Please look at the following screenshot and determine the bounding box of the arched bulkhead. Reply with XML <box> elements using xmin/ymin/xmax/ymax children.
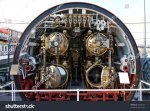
<box><xmin>13</xmin><ymin>2</ymin><xmax>141</xmax><ymax>101</ymax></box>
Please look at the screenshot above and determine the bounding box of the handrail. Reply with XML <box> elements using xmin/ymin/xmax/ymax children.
<box><xmin>0</xmin><ymin>81</ymin><xmax>15</xmax><ymax>101</ymax></box>
<box><xmin>0</xmin><ymin>80</ymin><xmax>150</xmax><ymax>101</ymax></box>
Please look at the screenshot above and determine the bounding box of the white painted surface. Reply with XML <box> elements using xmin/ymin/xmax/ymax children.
<box><xmin>118</xmin><ymin>72</ymin><xmax>130</xmax><ymax>84</ymax></box>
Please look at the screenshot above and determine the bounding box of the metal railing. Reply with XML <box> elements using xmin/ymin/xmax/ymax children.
<box><xmin>138</xmin><ymin>80</ymin><xmax>150</xmax><ymax>101</ymax></box>
<box><xmin>0</xmin><ymin>81</ymin><xmax>15</xmax><ymax>101</ymax></box>
<box><xmin>0</xmin><ymin>80</ymin><xmax>150</xmax><ymax>101</ymax></box>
